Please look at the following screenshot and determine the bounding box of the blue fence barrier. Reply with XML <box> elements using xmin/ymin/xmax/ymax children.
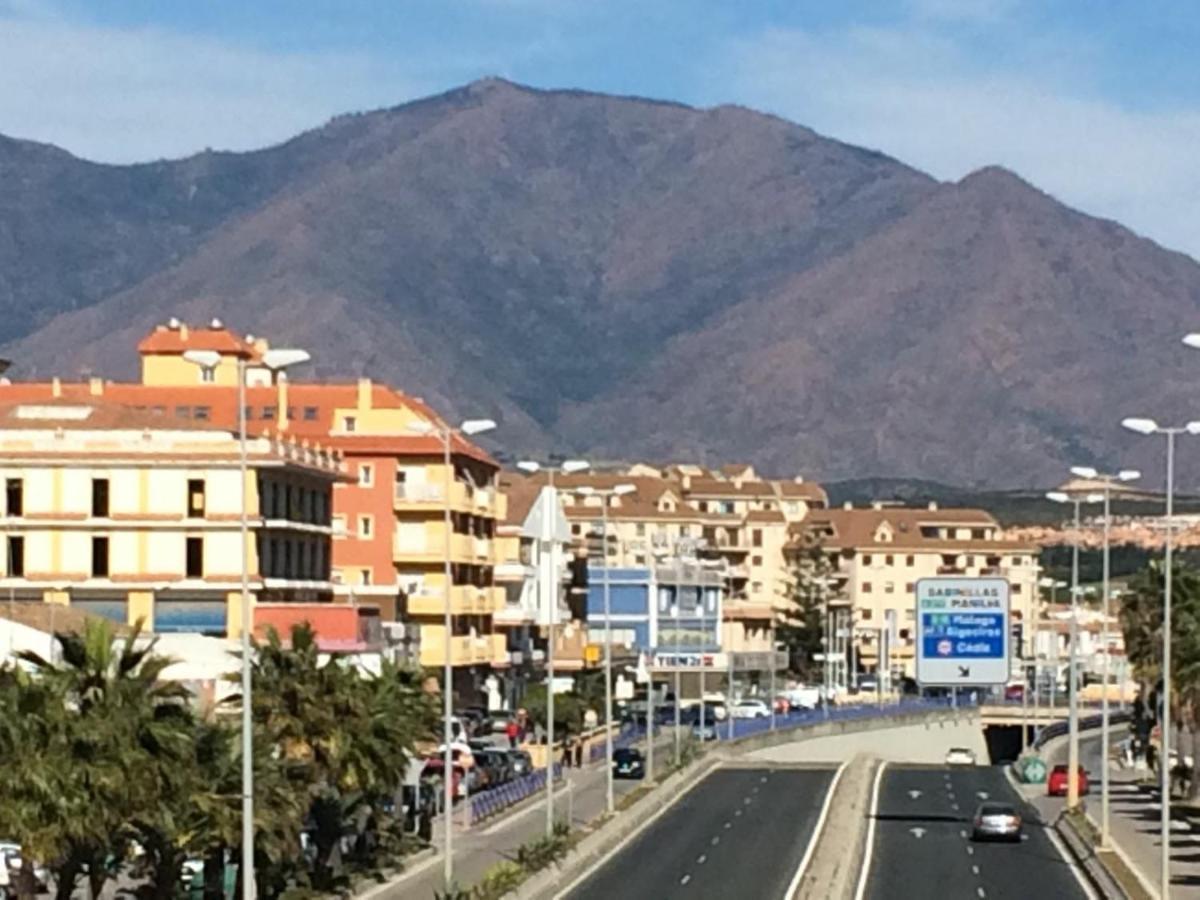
<box><xmin>468</xmin><ymin>763</ymin><xmax>564</xmax><ymax>825</ymax></box>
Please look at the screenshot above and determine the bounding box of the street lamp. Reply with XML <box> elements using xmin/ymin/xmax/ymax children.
<box><xmin>519</xmin><ymin>459</ymin><xmax>590</xmax><ymax>832</ymax></box>
<box><xmin>1046</xmin><ymin>488</ymin><xmax>1104</xmax><ymax>813</ymax></box>
<box><xmin>183</xmin><ymin>344</ymin><xmax>310</xmax><ymax>900</ymax></box>
<box><xmin>1122</xmin><ymin>415</ymin><xmax>1200</xmax><ymax>895</ymax></box>
<box><xmin>1069</xmin><ymin>465</ymin><xmax>1140</xmax><ymax>850</ymax></box>
<box><xmin>411</xmin><ymin>417</ymin><xmax>496</xmax><ymax>889</ymax></box>
<box><xmin>576</xmin><ymin>482</ymin><xmax>634</xmax><ymax>815</ymax></box>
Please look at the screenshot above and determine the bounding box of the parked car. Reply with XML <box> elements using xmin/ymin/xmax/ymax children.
<box><xmin>1047</xmin><ymin>764</ymin><xmax>1090</xmax><ymax>797</ymax></box>
<box><xmin>945</xmin><ymin>747</ymin><xmax>978</xmax><ymax>766</ymax></box>
<box><xmin>507</xmin><ymin>749</ymin><xmax>533</xmax><ymax>778</ymax></box>
<box><xmin>612</xmin><ymin>748</ymin><xmax>646</xmax><ymax>779</ymax></box>
<box><xmin>1004</xmin><ymin>684</ymin><xmax>1025</xmax><ymax>702</ymax></box>
<box><xmin>971</xmin><ymin>802</ymin><xmax>1023</xmax><ymax>842</ymax></box>
<box><xmin>0</xmin><ymin>843</ymin><xmax>50</xmax><ymax>894</ymax></box>
<box><xmin>731</xmin><ymin>699</ymin><xmax>771</xmax><ymax>719</ymax></box>
<box><xmin>474</xmin><ymin>748</ymin><xmax>514</xmax><ymax>787</ymax></box>
<box><xmin>687</xmin><ymin>708</ymin><xmax>720</xmax><ymax>741</ymax></box>
<box><xmin>786</xmin><ymin>686</ymin><xmax>822</xmax><ymax>710</ymax></box>
<box><xmin>420</xmin><ymin>758</ymin><xmax>465</xmax><ymax>801</ymax></box>
<box><xmin>857</xmin><ymin>675</ymin><xmax>879</xmax><ymax>693</ymax></box>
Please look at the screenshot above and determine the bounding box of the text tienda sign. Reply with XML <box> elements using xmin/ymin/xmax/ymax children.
<box><xmin>915</xmin><ymin>578</ymin><xmax>1010</xmax><ymax>687</ymax></box>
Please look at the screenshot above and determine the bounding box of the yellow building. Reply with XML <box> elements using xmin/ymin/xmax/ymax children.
<box><xmin>0</xmin><ymin>399</ymin><xmax>345</xmax><ymax>637</ymax></box>
<box><xmin>798</xmin><ymin>503</ymin><xmax>1040</xmax><ymax>679</ymax></box>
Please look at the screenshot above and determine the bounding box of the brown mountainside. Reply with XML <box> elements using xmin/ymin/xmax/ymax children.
<box><xmin>3</xmin><ymin>79</ymin><xmax>1199</xmax><ymax>485</ymax></box>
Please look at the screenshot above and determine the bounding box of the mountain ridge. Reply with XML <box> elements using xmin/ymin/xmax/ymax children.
<box><xmin>2</xmin><ymin>79</ymin><xmax>1197</xmax><ymax>486</ymax></box>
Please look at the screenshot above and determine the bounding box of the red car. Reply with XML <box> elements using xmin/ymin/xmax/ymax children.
<box><xmin>1004</xmin><ymin>684</ymin><xmax>1025</xmax><ymax>702</ymax></box>
<box><xmin>1047</xmin><ymin>764</ymin><xmax>1089</xmax><ymax>797</ymax></box>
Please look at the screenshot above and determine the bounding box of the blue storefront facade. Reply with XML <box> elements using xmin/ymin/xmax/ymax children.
<box><xmin>585</xmin><ymin>563</ymin><xmax>724</xmax><ymax>656</ymax></box>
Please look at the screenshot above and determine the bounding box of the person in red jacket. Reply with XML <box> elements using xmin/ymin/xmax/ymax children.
<box><xmin>505</xmin><ymin>718</ymin><xmax>520</xmax><ymax>748</ymax></box>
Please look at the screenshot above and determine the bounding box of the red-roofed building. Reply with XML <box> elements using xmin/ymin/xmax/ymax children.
<box><xmin>0</xmin><ymin>321</ymin><xmax>508</xmax><ymax>702</ymax></box>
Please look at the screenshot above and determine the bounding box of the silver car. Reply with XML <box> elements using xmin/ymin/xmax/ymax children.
<box><xmin>971</xmin><ymin>802</ymin><xmax>1022</xmax><ymax>842</ymax></box>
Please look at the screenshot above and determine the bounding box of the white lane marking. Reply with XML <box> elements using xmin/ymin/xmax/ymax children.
<box><xmin>744</xmin><ymin>797</ymin><xmax>753</xmax><ymax>805</ymax></box>
<box><xmin>977</xmin><ymin>888</ymin><xmax>986</xmax><ymax>898</ymax></box>
<box><xmin>972</xmin><ymin>865</ymin><xmax>980</xmax><ymax>875</ymax></box>
<box><xmin>966</xmin><ymin>846</ymin><xmax>975</xmax><ymax>856</ymax></box>
<box><xmin>712</xmin><ymin>836</ymin><xmax>720</xmax><ymax>845</ymax></box>
<box><xmin>735</xmin><ymin>809</ymin><xmax>743</xmax><ymax>816</ymax></box>
<box><xmin>761</xmin><ymin>776</ymin><xmax>769</xmax><ymax>783</ymax></box>
<box><xmin>908</xmin><ymin>789</ymin><xmax>923</xmax><ymax>799</ymax></box>
<box><xmin>681</xmin><ymin>874</ymin><xmax>691</xmax><ymax>885</ymax></box>
<box><xmin>910</xmin><ymin>827</ymin><xmax>927</xmax><ymax>839</ymax></box>
<box><xmin>723</xmin><ymin>822</ymin><xmax>732</xmax><ymax>829</ymax></box>
<box><xmin>697</xmin><ymin>855</ymin><xmax>707</xmax><ymax>864</ymax></box>
<box><xmin>852</xmin><ymin>761</ymin><xmax>888</xmax><ymax>900</ymax></box>
<box><xmin>960</xmin><ymin>830</ymin><xmax>967</xmax><ymax>838</ymax></box>
<box><xmin>785</xmin><ymin>760</ymin><xmax>850</xmax><ymax>899</ymax></box>
<box><xmin>551</xmin><ymin>763</ymin><xmax>717</xmax><ymax>900</ymax></box>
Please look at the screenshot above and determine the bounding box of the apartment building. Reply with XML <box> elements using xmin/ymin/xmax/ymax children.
<box><xmin>797</xmin><ymin>503</ymin><xmax>1040</xmax><ymax>679</ymax></box>
<box><xmin>0</xmin><ymin>399</ymin><xmax>344</xmax><ymax>638</ymax></box>
<box><xmin>493</xmin><ymin>475</ymin><xmax>589</xmax><ymax>706</ymax></box>
<box><xmin>0</xmin><ymin>320</ymin><xmax>508</xmax><ymax>696</ymax></box>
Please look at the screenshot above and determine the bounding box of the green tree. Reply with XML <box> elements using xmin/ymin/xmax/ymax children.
<box><xmin>777</xmin><ymin>529</ymin><xmax>840</xmax><ymax>680</ymax></box>
<box><xmin>521</xmin><ymin>683</ymin><xmax>588</xmax><ymax>736</ymax></box>
<box><xmin>1119</xmin><ymin>560</ymin><xmax>1200</xmax><ymax>799</ymax></box>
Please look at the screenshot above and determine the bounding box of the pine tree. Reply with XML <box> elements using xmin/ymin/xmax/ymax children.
<box><xmin>777</xmin><ymin>529</ymin><xmax>842</xmax><ymax>679</ymax></box>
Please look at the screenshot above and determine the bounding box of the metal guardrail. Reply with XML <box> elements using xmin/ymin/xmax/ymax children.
<box><xmin>1031</xmin><ymin>710</ymin><xmax>1132</xmax><ymax>750</ymax></box>
<box><xmin>468</xmin><ymin>763</ymin><xmax>564</xmax><ymax>825</ymax></box>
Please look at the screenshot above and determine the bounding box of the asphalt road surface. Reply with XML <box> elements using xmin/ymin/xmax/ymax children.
<box><xmin>563</xmin><ymin>767</ymin><xmax>836</xmax><ymax>900</ymax></box>
<box><xmin>863</xmin><ymin>764</ymin><xmax>1091</xmax><ymax>900</ymax></box>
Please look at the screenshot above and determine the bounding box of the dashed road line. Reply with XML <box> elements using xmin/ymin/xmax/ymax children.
<box><xmin>680</xmin><ymin>874</ymin><xmax>691</xmax><ymax>886</ymax></box>
<box><xmin>712</xmin><ymin>836</ymin><xmax>720</xmax><ymax>845</ymax></box>
<box><xmin>697</xmin><ymin>855</ymin><xmax>707</xmax><ymax>864</ymax></box>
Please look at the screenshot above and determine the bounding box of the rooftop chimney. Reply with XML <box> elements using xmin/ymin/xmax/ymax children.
<box><xmin>88</xmin><ymin>377</ymin><xmax>103</xmax><ymax>396</ymax></box>
<box><xmin>51</xmin><ymin>377</ymin><xmax>61</xmax><ymax>398</ymax></box>
<box><xmin>928</xmin><ymin>501</ymin><xmax>939</xmax><ymax>511</ymax></box>
<box><xmin>357</xmin><ymin>377</ymin><xmax>372</xmax><ymax>410</ymax></box>
<box><xmin>872</xmin><ymin>501</ymin><xmax>883</xmax><ymax>510</ymax></box>
<box><xmin>842</xmin><ymin>501</ymin><xmax>853</xmax><ymax>510</ymax></box>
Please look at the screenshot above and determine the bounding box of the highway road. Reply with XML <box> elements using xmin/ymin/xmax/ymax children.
<box><xmin>563</xmin><ymin>767</ymin><xmax>836</xmax><ymax>900</ymax></box>
<box><xmin>862</xmin><ymin>764</ymin><xmax>1092</xmax><ymax>900</ymax></box>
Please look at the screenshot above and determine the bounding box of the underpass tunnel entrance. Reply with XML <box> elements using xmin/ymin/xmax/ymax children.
<box><xmin>984</xmin><ymin>724</ymin><xmax>1026</xmax><ymax>763</ymax></box>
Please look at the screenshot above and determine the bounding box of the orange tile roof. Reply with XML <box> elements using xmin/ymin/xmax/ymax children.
<box><xmin>0</xmin><ymin>381</ymin><xmax>496</xmax><ymax>466</ymax></box>
<box><xmin>137</xmin><ymin>324</ymin><xmax>262</xmax><ymax>360</ymax></box>
<box><xmin>797</xmin><ymin>507</ymin><xmax>1036</xmax><ymax>553</ymax></box>
<box><xmin>0</xmin><ymin>398</ymin><xmax>221</xmax><ymax>432</ymax></box>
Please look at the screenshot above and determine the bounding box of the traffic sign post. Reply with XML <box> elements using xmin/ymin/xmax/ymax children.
<box><xmin>915</xmin><ymin>578</ymin><xmax>1010</xmax><ymax>688</ymax></box>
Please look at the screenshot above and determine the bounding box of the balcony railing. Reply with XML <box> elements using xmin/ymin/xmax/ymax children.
<box><xmin>394</xmin><ymin>483</ymin><xmax>444</xmax><ymax>503</ymax></box>
<box><xmin>937</xmin><ymin>566</ymin><xmax>966</xmax><ymax>575</ymax></box>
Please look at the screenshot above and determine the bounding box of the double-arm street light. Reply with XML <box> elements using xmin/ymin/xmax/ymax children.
<box><xmin>410</xmin><ymin>417</ymin><xmax>496</xmax><ymax>890</ymax></box>
<box><xmin>1069</xmin><ymin>465</ymin><xmax>1140</xmax><ymax>850</ymax></box>
<box><xmin>517</xmin><ymin>459</ymin><xmax>590</xmax><ymax>833</ymax></box>
<box><xmin>576</xmin><ymin>482</ymin><xmax>634</xmax><ymax>815</ymax></box>
<box><xmin>1122</xmin><ymin>416</ymin><xmax>1200</xmax><ymax>895</ymax></box>
<box><xmin>183</xmin><ymin>345</ymin><xmax>310</xmax><ymax>900</ymax></box>
<box><xmin>1045</xmin><ymin>488</ymin><xmax>1104</xmax><ymax>813</ymax></box>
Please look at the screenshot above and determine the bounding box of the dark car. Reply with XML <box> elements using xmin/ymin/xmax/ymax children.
<box><xmin>474</xmin><ymin>748</ymin><xmax>514</xmax><ymax>787</ymax></box>
<box><xmin>507</xmin><ymin>749</ymin><xmax>533</xmax><ymax>778</ymax></box>
<box><xmin>612</xmin><ymin>747</ymin><xmax>646</xmax><ymax>779</ymax></box>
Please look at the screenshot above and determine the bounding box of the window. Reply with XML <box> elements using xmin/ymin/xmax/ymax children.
<box><xmin>200</xmin><ymin>367</ymin><xmax>215</xmax><ymax>383</ymax></box>
<box><xmin>6</xmin><ymin>536</ymin><xmax>24</xmax><ymax>577</ymax></box>
<box><xmin>303</xmin><ymin>406</ymin><xmax>319</xmax><ymax>421</ymax></box>
<box><xmin>242</xmin><ymin>406</ymin><xmax>253</xmax><ymax>423</ymax></box>
<box><xmin>359</xmin><ymin>464</ymin><xmax>374</xmax><ymax>487</ymax></box>
<box><xmin>193</xmin><ymin>406</ymin><xmax>211</xmax><ymax>421</ymax></box>
<box><xmin>174</xmin><ymin>406</ymin><xmax>190</xmax><ymax>419</ymax></box>
<box><xmin>6</xmin><ymin>478</ymin><xmax>23</xmax><ymax>517</ymax></box>
<box><xmin>286</xmin><ymin>407</ymin><xmax>296</xmax><ymax>421</ymax></box>
<box><xmin>862</xmin><ymin>554</ymin><xmax>873</xmax><ymax>565</ymax></box>
<box><xmin>1013</xmin><ymin>584</ymin><xmax>1023</xmax><ymax>594</ymax></box>
<box><xmin>900</xmin><ymin>628</ymin><xmax>911</xmax><ymax>640</ymax></box>
<box><xmin>186</xmin><ymin>537</ymin><xmax>203</xmax><ymax>578</ymax></box>
<box><xmin>862</xmin><ymin>582</ymin><xmax>873</xmax><ymax>593</ymax></box>
<box><xmin>571</xmin><ymin>523</ymin><xmax>581</xmax><ymax>535</ymax></box>
<box><xmin>359</xmin><ymin>515</ymin><xmax>373</xmax><ymax>538</ymax></box>
<box><xmin>906</xmin><ymin>583</ymin><xmax>915</xmax><ymax>593</ymax></box>
<box><xmin>752</xmin><ymin>581</ymin><xmax>762</xmax><ymax>593</ymax></box>
<box><xmin>885</xmin><ymin>582</ymin><xmax>895</xmax><ymax>594</ymax></box>
<box><xmin>344</xmin><ymin>416</ymin><xmax>357</xmax><ymax>433</ymax></box>
<box><xmin>262</xmin><ymin>406</ymin><xmax>276</xmax><ymax>420</ymax></box>
<box><xmin>752</xmin><ymin>555</ymin><xmax>763</xmax><ymax>566</ymax></box>
<box><xmin>636</xmin><ymin>522</ymin><xmax>646</xmax><ymax>536</ymax></box>
<box><xmin>91</xmin><ymin>478</ymin><xmax>109</xmax><ymax>517</ymax></box>
<box><xmin>752</xmin><ymin>528</ymin><xmax>763</xmax><ymax>548</ymax></box>
<box><xmin>91</xmin><ymin>537</ymin><xmax>109</xmax><ymax>578</ymax></box>
<box><xmin>862</xmin><ymin>609</ymin><xmax>874</xmax><ymax>620</ymax></box>
<box><xmin>906</xmin><ymin>555</ymin><xmax>915</xmax><ymax>567</ymax></box>
<box><xmin>966</xmin><ymin>555</ymin><xmax>975</xmax><ymax>567</ymax></box>
<box><xmin>187</xmin><ymin>479</ymin><xmax>205</xmax><ymax>517</ymax></box>
<box><xmin>361</xmin><ymin>568</ymin><xmax>372</xmax><ymax>586</ymax></box>
<box><xmin>885</xmin><ymin>554</ymin><xmax>894</xmax><ymax>566</ymax></box>
<box><xmin>635</xmin><ymin>554</ymin><xmax>646</xmax><ymax>566</ymax></box>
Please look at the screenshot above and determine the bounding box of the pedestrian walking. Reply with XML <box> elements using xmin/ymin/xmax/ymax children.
<box><xmin>506</xmin><ymin>718</ymin><xmax>519</xmax><ymax>748</ymax></box>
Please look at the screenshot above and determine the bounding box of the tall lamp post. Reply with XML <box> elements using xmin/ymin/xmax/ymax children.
<box><xmin>1122</xmin><ymin>416</ymin><xmax>1200</xmax><ymax>896</ymax></box>
<box><xmin>1046</xmin><ymin>488</ymin><xmax>1104</xmax><ymax>812</ymax></box>
<box><xmin>411</xmin><ymin>417</ymin><xmax>496</xmax><ymax>889</ymax></box>
<box><xmin>1069</xmin><ymin>465</ymin><xmax>1140</xmax><ymax>850</ymax></box>
<box><xmin>183</xmin><ymin>345</ymin><xmax>310</xmax><ymax>900</ymax></box>
<box><xmin>517</xmin><ymin>460</ymin><xmax>591</xmax><ymax>834</ymax></box>
<box><xmin>575</xmin><ymin>482</ymin><xmax>634</xmax><ymax>815</ymax></box>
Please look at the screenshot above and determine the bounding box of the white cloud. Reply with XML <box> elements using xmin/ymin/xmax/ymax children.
<box><xmin>717</xmin><ymin>25</ymin><xmax>1200</xmax><ymax>260</ymax></box>
<box><xmin>0</xmin><ymin>11</ymin><xmax>432</xmax><ymax>162</ymax></box>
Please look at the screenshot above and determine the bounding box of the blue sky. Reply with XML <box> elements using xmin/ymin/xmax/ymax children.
<box><xmin>3</xmin><ymin>0</ymin><xmax>1200</xmax><ymax>257</ymax></box>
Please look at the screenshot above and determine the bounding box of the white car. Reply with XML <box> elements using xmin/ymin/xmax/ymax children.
<box><xmin>945</xmin><ymin>747</ymin><xmax>978</xmax><ymax>766</ymax></box>
<box><xmin>787</xmin><ymin>686</ymin><xmax>822</xmax><ymax>710</ymax></box>
<box><xmin>731</xmin><ymin>699</ymin><xmax>771</xmax><ymax>719</ymax></box>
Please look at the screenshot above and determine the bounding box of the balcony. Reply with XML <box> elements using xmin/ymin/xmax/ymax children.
<box><xmin>419</xmin><ymin>631</ymin><xmax>507</xmax><ymax>667</ymax></box>
<box><xmin>407</xmin><ymin>585</ymin><xmax>504</xmax><ymax>616</ymax></box>
<box><xmin>937</xmin><ymin>566</ymin><xmax>966</xmax><ymax>575</ymax></box>
<box><xmin>393</xmin><ymin>482</ymin><xmax>445</xmax><ymax>506</ymax></box>
<box><xmin>726</xmin><ymin>564</ymin><xmax>750</xmax><ymax>580</ymax></box>
<box><xmin>392</xmin><ymin>532</ymin><xmax>480</xmax><ymax>563</ymax></box>
<box><xmin>473</xmin><ymin>537</ymin><xmax>492</xmax><ymax>560</ymax></box>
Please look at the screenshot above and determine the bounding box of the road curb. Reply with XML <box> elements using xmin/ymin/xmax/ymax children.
<box><xmin>352</xmin><ymin>847</ymin><xmax>437</xmax><ymax>900</ymax></box>
<box><xmin>1054</xmin><ymin>810</ymin><xmax>1131</xmax><ymax>899</ymax></box>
